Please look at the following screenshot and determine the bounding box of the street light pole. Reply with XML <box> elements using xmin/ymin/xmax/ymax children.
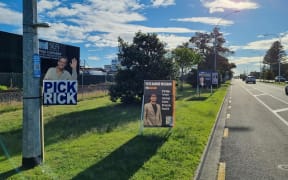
<box><xmin>213</xmin><ymin>10</ymin><xmax>240</xmax><ymax>72</ymax></box>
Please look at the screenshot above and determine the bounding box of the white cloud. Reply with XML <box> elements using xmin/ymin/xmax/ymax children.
<box><xmin>88</xmin><ymin>0</ymin><xmax>144</xmax><ymax>12</ymax></box>
<box><xmin>105</xmin><ymin>54</ymin><xmax>117</xmax><ymax>60</ymax></box>
<box><xmin>88</xmin><ymin>56</ymin><xmax>100</xmax><ymax>61</ymax></box>
<box><xmin>151</xmin><ymin>0</ymin><xmax>175</xmax><ymax>7</ymax></box>
<box><xmin>201</xmin><ymin>0</ymin><xmax>259</xmax><ymax>13</ymax></box>
<box><xmin>231</xmin><ymin>33</ymin><xmax>288</xmax><ymax>51</ymax></box>
<box><xmin>158</xmin><ymin>34</ymin><xmax>190</xmax><ymax>50</ymax></box>
<box><xmin>0</xmin><ymin>2</ymin><xmax>21</xmax><ymax>26</ymax></box>
<box><xmin>0</xmin><ymin>1</ymin><xmax>199</xmax><ymax>51</ymax></box>
<box><xmin>38</xmin><ymin>0</ymin><xmax>61</xmax><ymax>13</ymax></box>
<box><xmin>38</xmin><ymin>22</ymin><xmax>87</xmax><ymax>43</ymax></box>
<box><xmin>171</xmin><ymin>17</ymin><xmax>234</xmax><ymax>26</ymax></box>
<box><xmin>230</xmin><ymin>56</ymin><xmax>262</xmax><ymax>65</ymax></box>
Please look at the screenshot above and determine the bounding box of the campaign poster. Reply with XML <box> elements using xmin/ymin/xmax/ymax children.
<box><xmin>43</xmin><ymin>80</ymin><xmax>78</xmax><ymax>105</ymax></box>
<box><xmin>198</xmin><ymin>71</ymin><xmax>212</xmax><ymax>87</ymax></box>
<box><xmin>212</xmin><ymin>72</ymin><xmax>218</xmax><ymax>85</ymax></box>
<box><xmin>143</xmin><ymin>80</ymin><xmax>176</xmax><ymax>127</ymax></box>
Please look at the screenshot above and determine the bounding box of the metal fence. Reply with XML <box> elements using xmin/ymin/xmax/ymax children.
<box><xmin>0</xmin><ymin>84</ymin><xmax>111</xmax><ymax>104</ymax></box>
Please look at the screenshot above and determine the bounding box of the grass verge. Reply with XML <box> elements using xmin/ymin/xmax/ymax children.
<box><xmin>0</xmin><ymin>83</ymin><xmax>229</xmax><ymax>179</ymax></box>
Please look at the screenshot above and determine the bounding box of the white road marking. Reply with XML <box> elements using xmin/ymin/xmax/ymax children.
<box><xmin>226</xmin><ymin>114</ymin><xmax>231</xmax><ymax>119</ymax></box>
<box><xmin>253</xmin><ymin>87</ymin><xmax>288</xmax><ymax>105</ymax></box>
<box><xmin>240</xmin><ymin>84</ymin><xmax>288</xmax><ymax>127</ymax></box>
<box><xmin>274</xmin><ymin>107</ymin><xmax>288</xmax><ymax>113</ymax></box>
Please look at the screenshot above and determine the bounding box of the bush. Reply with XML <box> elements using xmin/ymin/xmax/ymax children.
<box><xmin>0</xmin><ymin>85</ymin><xmax>8</xmax><ymax>91</ymax></box>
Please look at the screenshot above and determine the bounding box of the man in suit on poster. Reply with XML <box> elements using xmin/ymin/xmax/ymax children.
<box><xmin>144</xmin><ymin>93</ymin><xmax>162</xmax><ymax>126</ymax></box>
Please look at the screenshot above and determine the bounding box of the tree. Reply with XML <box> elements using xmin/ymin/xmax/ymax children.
<box><xmin>264</xmin><ymin>41</ymin><xmax>286</xmax><ymax>76</ymax></box>
<box><xmin>172</xmin><ymin>45</ymin><xmax>203</xmax><ymax>90</ymax></box>
<box><xmin>189</xmin><ymin>27</ymin><xmax>236</xmax><ymax>79</ymax></box>
<box><xmin>109</xmin><ymin>32</ymin><xmax>175</xmax><ymax>103</ymax></box>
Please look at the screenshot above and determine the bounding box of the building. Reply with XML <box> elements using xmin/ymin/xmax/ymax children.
<box><xmin>0</xmin><ymin>31</ymin><xmax>80</xmax><ymax>87</ymax></box>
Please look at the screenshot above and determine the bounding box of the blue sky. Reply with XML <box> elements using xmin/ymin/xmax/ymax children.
<box><xmin>1</xmin><ymin>0</ymin><xmax>288</xmax><ymax>75</ymax></box>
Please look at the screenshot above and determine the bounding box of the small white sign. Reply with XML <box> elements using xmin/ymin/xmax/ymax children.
<box><xmin>43</xmin><ymin>80</ymin><xmax>78</xmax><ymax>105</ymax></box>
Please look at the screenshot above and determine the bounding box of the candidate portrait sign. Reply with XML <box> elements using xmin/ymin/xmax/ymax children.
<box><xmin>143</xmin><ymin>80</ymin><xmax>176</xmax><ymax>127</ymax></box>
<box><xmin>198</xmin><ymin>71</ymin><xmax>212</xmax><ymax>87</ymax></box>
<box><xmin>43</xmin><ymin>80</ymin><xmax>78</xmax><ymax>105</ymax></box>
<box><xmin>212</xmin><ymin>72</ymin><xmax>218</xmax><ymax>85</ymax></box>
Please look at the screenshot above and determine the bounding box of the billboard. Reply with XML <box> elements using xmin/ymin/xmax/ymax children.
<box><xmin>199</xmin><ymin>71</ymin><xmax>212</xmax><ymax>87</ymax></box>
<box><xmin>143</xmin><ymin>80</ymin><xmax>176</xmax><ymax>127</ymax></box>
<box><xmin>0</xmin><ymin>31</ymin><xmax>80</xmax><ymax>76</ymax></box>
<box><xmin>43</xmin><ymin>80</ymin><xmax>78</xmax><ymax>105</ymax></box>
<box><xmin>212</xmin><ymin>72</ymin><xmax>218</xmax><ymax>85</ymax></box>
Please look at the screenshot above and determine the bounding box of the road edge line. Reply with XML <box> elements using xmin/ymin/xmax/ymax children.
<box><xmin>217</xmin><ymin>162</ymin><xmax>226</xmax><ymax>180</ymax></box>
<box><xmin>193</xmin><ymin>85</ymin><xmax>231</xmax><ymax>180</ymax></box>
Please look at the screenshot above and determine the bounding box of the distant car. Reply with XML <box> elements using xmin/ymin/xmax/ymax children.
<box><xmin>275</xmin><ymin>76</ymin><xmax>286</xmax><ymax>82</ymax></box>
<box><xmin>246</xmin><ymin>76</ymin><xmax>256</xmax><ymax>84</ymax></box>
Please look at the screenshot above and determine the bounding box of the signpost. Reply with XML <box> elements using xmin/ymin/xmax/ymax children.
<box><xmin>43</xmin><ymin>80</ymin><xmax>78</xmax><ymax>105</ymax></box>
<box><xmin>198</xmin><ymin>71</ymin><xmax>218</xmax><ymax>94</ymax></box>
<box><xmin>141</xmin><ymin>80</ymin><xmax>176</xmax><ymax>130</ymax></box>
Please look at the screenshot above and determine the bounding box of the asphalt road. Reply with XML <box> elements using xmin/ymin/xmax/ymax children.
<box><xmin>196</xmin><ymin>79</ymin><xmax>288</xmax><ymax>180</ymax></box>
<box><xmin>220</xmin><ymin>79</ymin><xmax>288</xmax><ymax>180</ymax></box>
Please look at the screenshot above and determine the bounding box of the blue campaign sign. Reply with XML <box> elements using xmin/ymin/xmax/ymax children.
<box><xmin>198</xmin><ymin>71</ymin><xmax>212</xmax><ymax>87</ymax></box>
<box><xmin>212</xmin><ymin>72</ymin><xmax>218</xmax><ymax>85</ymax></box>
<box><xmin>43</xmin><ymin>80</ymin><xmax>78</xmax><ymax>105</ymax></box>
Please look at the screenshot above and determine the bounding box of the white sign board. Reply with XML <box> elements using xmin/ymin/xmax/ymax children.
<box><xmin>43</xmin><ymin>80</ymin><xmax>78</xmax><ymax>105</ymax></box>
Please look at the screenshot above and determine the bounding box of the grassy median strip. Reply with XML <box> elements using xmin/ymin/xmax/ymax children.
<box><xmin>0</xmin><ymin>83</ymin><xmax>229</xmax><ymax>179</ymax></box>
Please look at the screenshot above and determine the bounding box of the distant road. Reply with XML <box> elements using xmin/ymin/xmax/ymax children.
<box><xmin>220</xmin><ymin>79</ymin><xmax>288</xmax><ymax>179</ymax></box>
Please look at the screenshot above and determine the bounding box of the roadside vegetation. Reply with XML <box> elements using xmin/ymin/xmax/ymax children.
<box><xmin>0</xmin><ymin>85</ymin><xmax>8</xmax><ymax>91</ymax></box>
<box><xmin>0</xmin><ymin>83</ymin><xmax>229</xmax><ymax>179</ymax></box>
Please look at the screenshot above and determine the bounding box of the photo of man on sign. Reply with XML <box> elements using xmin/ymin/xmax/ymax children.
<box><xmin>142</xmin><ymin>80</ymin><xmax>175</xmax><ymax>127</ymax></box>
<box><xmin>144</xmin><ymin>93</ymin><xmax>162</xmax><ymax>126</ymax></box>
<box><xmin>43</xmin><ymin>57</ymin><xmax>78</xmax><ymax>80</ymax></box>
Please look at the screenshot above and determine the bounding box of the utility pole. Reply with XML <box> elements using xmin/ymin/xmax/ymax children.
<box><xmin>22</xmin><ymin>0</ymin><xmax>48</xmax><ymax>168</ymax></box>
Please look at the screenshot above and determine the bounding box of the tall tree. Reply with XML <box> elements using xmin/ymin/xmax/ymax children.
<box><xmin>172</xmin><ymin>45</ymin><xmax>203</xmax><ymax>90</ymax></box>
<box><xmin>264</xmin><ymin>41</ymin><xmax>286</xmax><ymax>75</ymax></box>
<box><xmin>109</xmin><ymin>32</ymin><xmax>175</xmax><ymax>103</ymax></box>
<box><xmin>189</xmin><ymin>27</ymin><xmax>236</xmax><ymax>78</ymax></box>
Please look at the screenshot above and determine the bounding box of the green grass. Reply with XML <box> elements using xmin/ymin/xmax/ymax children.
<box><xmin>0</xmin><ymin>83</ymin><xmax>229</xmax><ymax>179</ymax></box>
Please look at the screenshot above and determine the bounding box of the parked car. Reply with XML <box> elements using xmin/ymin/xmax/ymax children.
<box><xmin>245</xmin><ymin>75</ymin><xmax>256</xmax><ymax>84</ymax></box>
<box><xmin>275</xmin><ymin>76</ymin><xmax>286</xmax><ymax>82</ymax></box>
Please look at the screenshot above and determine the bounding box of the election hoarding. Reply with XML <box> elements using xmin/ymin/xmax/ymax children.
<box><xmin>199</xmin><ymin>71</ymin><xmax>212</xmax><ymax>87</ymax></box>
<box><xmin>143</xmin><ymin>80</ymin><xmax>176</xmax><ymax>127</ymax></box>
<box><xmin>43</xmin><ymin>80</ymin><xmax>78</xmax><ymax>105</ymax></box>
<box><xmin>212</xmin><ymin>72</ymin><xmax>218</xmax><ymax>85</ymax></box>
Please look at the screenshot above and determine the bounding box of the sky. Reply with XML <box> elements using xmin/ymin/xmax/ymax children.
<box><xmin>1</xmin><ymin>0</ymin><xmax>288</xmax><ymax>75</ymax></box>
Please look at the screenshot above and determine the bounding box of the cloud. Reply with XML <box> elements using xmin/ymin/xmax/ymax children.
<box><xmin>230</xmin><ymin>33</ymin><xmax>288</xmax><ymax>51</ymax></box>
<box><xmin>171</xmin><ymin>17</ymin><xmax>234</xmax><ymax>26</ymax></box>
<box><xmin>88</xmin><ymin>0</ymin><xmax>144</xmax><ymax>12</ymax></box>
<box><xmin>157</xmin><ymin>34</ymin><xmax>190</xmax><ymax>50</ymax></box>
<box><xmin>0</xmin><ymin>2</ymin><xmax>21</xmax><ymax>26</ymax></box>
<box><xmin>38</xmin><ymin>0</ymin><xmax>61</xmax><ymax>13</ymax></box>
<box><xmin>151</xmin><ymin>0</ymin><xmax>175</xmax><ymax>7</ymax></box>
<box><xmin>36</xmin><ymin>0</ymin><xmax>171</xmax><ymax>47</ymax></box>
<box><xmin>201</xmin><ymin>0</ymin><xmax>259</xmax><ymax>13</ymax></box>
<box><xmin>0</xmin><ymin>1</ymin><xmax>198</xmax><ymax>52</ymax></box>
<box><xmin>105</xmin><ymin>54</ymin><xmax>117</xmax><ymax>60</ymax></box>
<box><xmin>88</xmin><ymin>56</ymin><xmax>100</xmax><ymax>61</ymax></box>
<box><xmin>230</xmin><ymin>56</ymin><xmax>262</xmax><ymax>65</ymax></box>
